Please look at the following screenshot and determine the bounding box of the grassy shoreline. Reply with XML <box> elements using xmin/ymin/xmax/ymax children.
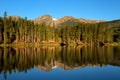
<box><xmin>0</xmin><ymin>43</ymin><xmax>60</xmax><ymax>47</ymax></box>
<box><xmin>0</xmin><ymin>42</ymin><xmax>120</xmax><ymax>47</ymax></box>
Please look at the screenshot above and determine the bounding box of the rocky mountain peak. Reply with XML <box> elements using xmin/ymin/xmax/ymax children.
<box><xmin>34</xmin><ymin>15</ymin><xmax>53</xmax><ymax>25</ymax></box>
<box><xmin>34</xmin><ymin>15</ymin><xmax>106</xmax><ymax>27</ymax></box>
<box><xmin>9</xmin><ymin>16</ymin><xmax>20</xmax><ymax>21</ymax></box>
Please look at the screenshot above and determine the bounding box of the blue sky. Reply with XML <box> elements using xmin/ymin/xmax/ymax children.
<box><xmin>0</xmin><ymin>0</ymin><xmax>120</xmax><ymax>21</ymax></box>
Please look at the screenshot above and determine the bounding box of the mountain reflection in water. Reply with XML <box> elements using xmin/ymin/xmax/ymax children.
<box><xmin>0</xmin><ymin>46</ymin><xmax>120</xmax><ymax>73</ymax></box>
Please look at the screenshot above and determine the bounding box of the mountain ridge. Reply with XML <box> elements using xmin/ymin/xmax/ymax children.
<box><xmin>33</xmin><ymin>15</ymin><xmax>106</xmax><ymax>27</ymax></box>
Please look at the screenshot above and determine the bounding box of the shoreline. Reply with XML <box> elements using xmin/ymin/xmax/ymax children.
<box><xmin>0</xmin><ymin>42</ymin><xmax>120</xmax><ymax>47</ymax></box>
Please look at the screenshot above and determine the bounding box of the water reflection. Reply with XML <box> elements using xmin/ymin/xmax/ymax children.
<box><xmin>0</xmin><ymin>46</ymin><xmax>120</xmax><ymax>74</ymax></box>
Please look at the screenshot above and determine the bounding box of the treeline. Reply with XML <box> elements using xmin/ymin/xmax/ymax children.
<box><xmin>0</xmin><ymin>12</ymin><xmax>119</xmax><ymax>45</ymax></box>
<box><xmin>0</xmin><ymin>46</ymin><xmax>118</xmax><ymax>73</ymax></box>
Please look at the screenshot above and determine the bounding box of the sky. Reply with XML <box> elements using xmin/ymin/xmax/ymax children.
<box><xmin>0</xmin><ymin>0</ymin><xmax>120</xmax><ymax>21</ymax></box>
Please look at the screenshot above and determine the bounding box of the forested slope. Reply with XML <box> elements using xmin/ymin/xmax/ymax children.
<box><xmin>0</xmin><ymin>12</ymin><xmax>120</xmax><ymax>46</ymax></box>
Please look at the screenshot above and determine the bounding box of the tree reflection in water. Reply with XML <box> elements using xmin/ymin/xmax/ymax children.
<box><xmin>0</xmin><ymin>46</ymin><xmax>120</xmax><ymax>79</ymax></box>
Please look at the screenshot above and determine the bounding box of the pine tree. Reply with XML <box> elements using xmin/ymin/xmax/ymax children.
<box><xmin>3</xmin><ymin>11</ymin><xmax>8</xmax><ymax>44</ymax></box>
<box><xmin>0</xmin><ymin>17</ymin><xmax>3</xmax><ymax>43</ymax></box>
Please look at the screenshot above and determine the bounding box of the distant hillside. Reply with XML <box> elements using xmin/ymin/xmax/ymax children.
<box><xmin>34</xmin><ymin>15</ymin><xmax>105</xmax><ymax>27</ymax></box>
<box><xmin>108</xmin><ymin>19</ymin><xmax>120</xmax><ymax>28</ymax></box>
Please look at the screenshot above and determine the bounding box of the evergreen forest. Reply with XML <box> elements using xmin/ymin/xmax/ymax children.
<box><xmin>0</xmin><ymin>12</ymin><xmax>120</xmax><ymax>46</ymax></box>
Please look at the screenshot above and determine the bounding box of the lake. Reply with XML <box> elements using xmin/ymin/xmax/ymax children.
<box><xmin>0</xmin><ymin>46</ymin><xmax>120</xmax><ymax>80</ymax></box>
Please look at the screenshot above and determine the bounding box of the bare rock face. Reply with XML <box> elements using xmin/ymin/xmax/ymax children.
<box><xmin>77</xmin><ymin>18</ymin><xmax>105</xmax><ymax>23</ymax></box>
<box><xmin>34</xmin><ymin>15</ymin><xmax>106</xmax><ymax>27</ymax></box>
<box><xmin>34</xmin><ymin>15</ymin><xmax>53</xmax><ymax>26</ymax></box>
<box><xmin>9</xmin><ymin>16</ymin><xmax>20</xmax><ymax>21</ymax></box>
<box><xmin>54</xmin><ymin>16</ymin><xmax>78</xmax><ymax>27</ymax></box>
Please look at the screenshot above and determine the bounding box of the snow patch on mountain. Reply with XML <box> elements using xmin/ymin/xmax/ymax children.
<box><xmin>53</xmin><ymin>18</ymin><xmax>57</xmax><ymax>21</ymax></box>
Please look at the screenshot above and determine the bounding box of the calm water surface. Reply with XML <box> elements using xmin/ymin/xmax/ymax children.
<box><xmin>0</xmin><ymin>46</ymin><xmax>120</xmax><ymax>80</ymax></box>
